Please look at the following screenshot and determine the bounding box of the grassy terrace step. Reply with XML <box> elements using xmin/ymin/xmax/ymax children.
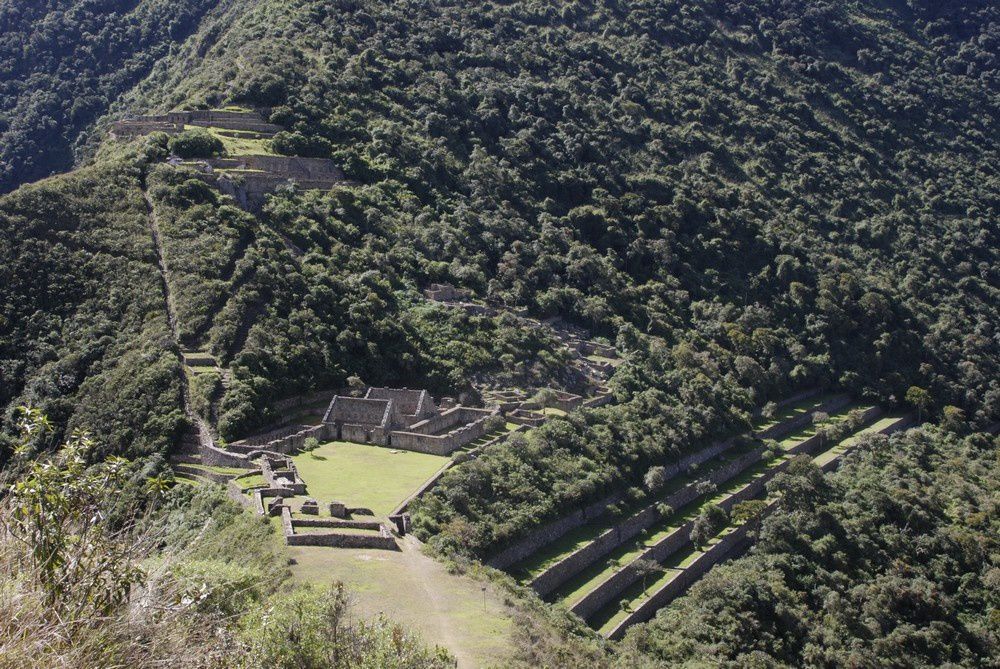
<box><xmin>510</xmin><ymin>441</ymin><xmax>761</xmax><ymax>580</ymax></box>
<box><xmin>553</xmin><ymin>403</ymin><xmax>874</xmax><ymax>613</ymax></box>
<box><xmin>813</xmin><ymin>413</ymin><xmax>908</xmax><ymax>468</ymax></box>
<box><xmin>750</xmin><ymin>392</ymin><xmax>840</xmax><ymax>435</ymax></box>
<box><xmin>593</xmin><ymin>410</ymin><xmax>898</xmax><ymax>637</ymax></box>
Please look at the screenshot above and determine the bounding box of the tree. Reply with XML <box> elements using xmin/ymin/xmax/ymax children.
<box><xmin>168</xmin><ymin>129</ymin><xmax>224</xmax><ymax>158</ymax></box>
<box><xmin>905</xmin><ymin>386</ymin><xmax>932</xmax><ymax>422</ymax></box>
<box><xmin>731</xmin><ymin>499</ymin><xmax>768</xmax><ymax>532</ymax></box>
<box><xmin>644</xmin><ymin>466</ymin><xmax>668</xmax><ymax>492</ymax></box>
<box><xmin>690</xmin><ymin>504</ymin><xmax>728</xmax><ymax>549</ymax></box>
<box><xmin>812</xmin><ymin>410</ymin><xmax>831</xmax><ymax>447</ymax></box>
<box><xmin>941</xmin><ymin>405</ymin><xmax>965</xmax><ymax>433</ymax></box>
<box><xmin>4</xmin><ymin>407</ymin><xmax>149</xmax><ymax>614</ymax></box>
<box><xmin>632</xmin><ymin>558</ymin><xmax>663</xmax><ymax>593</ymax></box>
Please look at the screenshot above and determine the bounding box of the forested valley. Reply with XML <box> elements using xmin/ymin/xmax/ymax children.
<box><xmin>0</xmin><ymin>0</ymin><xmax>996</xmax><ymax>666</ymax></box>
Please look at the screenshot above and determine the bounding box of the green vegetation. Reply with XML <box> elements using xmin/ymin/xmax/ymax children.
<box><xmin>168</xmin><ymin>128</ymin><xmax>224</xmax><ymax>158</ymax></box>
<box><xmin>291</xmin><ymin>441</ymin><xmax>450</xmax><ymax>517</ymax></box>
<box><xmin>1</xmin><ymin>410</ymin><xmax>451</xmax><ymax>668</ymax></box>
<box><xmin>1</xmin><ymin>1</ymin><xmax>999</xmax><ymax>665</ymax></box>
<box><xmin>614</xmin><ymin>427</ymin><xmax>999</xmax><ymax>666</ymax></box>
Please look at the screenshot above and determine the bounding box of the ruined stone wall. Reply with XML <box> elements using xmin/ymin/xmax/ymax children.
<box><xmin>582</xmin><ymin>393</ymin><xmax>615</xmax><ymax>409</ymax></box>
<box><xmin>340</xmin><ymin>423</ymin><xmax>373</xmax><ymax>443</ymax></box>
<box><xmin>201</xmin><ymin>442</ymin><xmax>253</xmax><ymax>468</ymax></box>
<box><xmin>407</xmin><ymin>406</ymin><xmax>492</xmax><ymax>436</ymax></box>
<box><xmin>389</xmin><ymin>407</ymin><xmax>495</xmax><ymax>455</ymax></box>
<box><xmin>324</xmin><ymin>397</ymin><xmax>390</xmax><ymax>426</ymax></box>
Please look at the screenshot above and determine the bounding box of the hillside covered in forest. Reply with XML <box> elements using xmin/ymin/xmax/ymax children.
<box><xmin>0</xmin><ymin>0</ymin><xmax>997</xmax><ymax>666</ymax></box>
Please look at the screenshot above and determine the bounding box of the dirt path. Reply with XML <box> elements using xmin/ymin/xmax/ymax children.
<box><xmin>142</xmin><ymin>187</ymin><xmax>216</xmax><ymax>449</ymax></box>
<box><xmin>287</xmin><ymin>539</ymin><xmax>515</xmax><ymax>667</ymax></box>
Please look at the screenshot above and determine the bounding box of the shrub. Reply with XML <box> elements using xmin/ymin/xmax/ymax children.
<box><xmin>168</xmin><ymin>129</ymin><xmax>225</xmax><ymax>158</ymax></box>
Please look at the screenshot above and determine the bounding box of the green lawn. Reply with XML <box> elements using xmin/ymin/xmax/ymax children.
<box><xmin>287</xmin><ymin>540</ymin><xmax>515</xmax><ymax>667</ymax></box>
<box><xmin>291</xmin><ymin>441</ymin><xmax>449</xmax><ymax>517</ymax></box>
<box><xmin>185</xmin><ymin>124</ymin><xmax>277</xmax><ymax>156</ymax></box>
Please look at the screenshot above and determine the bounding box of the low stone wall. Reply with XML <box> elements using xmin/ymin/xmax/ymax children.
<box><xmin>583</xmin><ymin>393</ymin><xmax>615</xmax><ymax>409</ymax></box>
<box><xmin>201</xmin><ymin>442</ymin><xmax>254</xmax><ymax>468</ymax></box>
<box><xmin>533</xmin><ymin>447</ymin><xmax>764</xmax><ymax>598</ymax></box>
<box><xmin>230</xmin><ymin>423</ymin><xmax>331</xmax><ymax>455</ymax></box>
<box><xmin>292</xmin><ymin>518</ymin><xmax>382</xmax><ymax>531</ymax></box>
<box><xmin>488</xmin><ymin>491</ymin><xmax>624</xmax><ymax>570</ymax></box>
<box><xmin>285</xmin><ymin>532</ymin><xmax>399</xmax><ymax>550</ymax></box>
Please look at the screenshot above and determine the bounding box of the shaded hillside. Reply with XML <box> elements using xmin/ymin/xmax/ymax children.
<box><xmin>1</xmin><ymin>0</ymin><xmax>997</xmax><ymax>526</ymax></box>
<box><xmin>0</xmin><ymin>0</ymin><xmax>223</xmax><ymax>193</ymax></box>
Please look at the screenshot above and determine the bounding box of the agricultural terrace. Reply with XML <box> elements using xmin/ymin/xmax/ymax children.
<box><xmin>591</xmin><ymin>404</ymin><xmax>892</xmax><ymax>636</ymax></box>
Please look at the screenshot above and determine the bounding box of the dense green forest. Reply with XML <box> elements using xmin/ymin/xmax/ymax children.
<box><xmin>0</xmin><ymin>0</ymin><xmax>222</xmax><ymax>193</ymax></box>
<box><xmin>0</xmin><ymin>0</ymin><xmax>998</xmax><ymax>664</ymax></box>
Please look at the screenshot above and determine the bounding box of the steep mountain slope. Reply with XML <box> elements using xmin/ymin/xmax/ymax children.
<box><xmin>0</xmin><ymin>0</ymin><xmax>232</xmax><ymax>193</ymax></box>
<box><xmin>1</xmin><ymin>0</ymin><xmax>997</xmax><ymax>531</ymax></box>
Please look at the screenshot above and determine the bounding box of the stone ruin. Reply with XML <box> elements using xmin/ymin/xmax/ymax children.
<box><xmin>110</xmin><ymin>109</ymin><xmax>281</xmax><ymax>138</ymax></box>
<box><xmin>181</xmin><ymin>155</ymin><xmax>347</xmax><ymax>209</ymax></box>
<box><xmin>423</xmin><ymin>283</ymin><xmax>471</xmax><ymax>302</ymax></box>
<box><xmin>231</xmin><ymin>453</ymin><xmax>399</xmax><ymax>551</ymax></box>
<box><xmin>322</xmin><ymin>387</ymin><xmax>498</xmax><ymax>456</ymax></box>
<box><xmin>109</xmin><ymin>108</ymin><xmax>348</xmax><ymax>209</ymax></box>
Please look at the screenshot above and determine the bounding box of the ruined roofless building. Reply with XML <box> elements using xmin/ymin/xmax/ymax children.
<box><xmin>322</xmin><ymin>387</ymin><xmax>497</xmax><ymax>456</ymax></box>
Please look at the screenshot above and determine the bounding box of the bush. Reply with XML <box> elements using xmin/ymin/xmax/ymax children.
<box><xmin>168</xmin><ymin>129</ymin><xmax>225</xmax><ymax>158</ymax></box>
<box><xmin>270</xmin><ymin>131</ymin><xmax>333</xmax><ymax>158</ymax></box>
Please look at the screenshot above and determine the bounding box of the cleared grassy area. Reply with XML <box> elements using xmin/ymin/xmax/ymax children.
<box><xmin>291</xmin><ymin>441</ymin><xmax>449</xmax><ymax>517</ymax></box>
<box><xmin>288</xmin><ymin>540</ymin><xmax>515</xmax><ymax>668</ymax></box>
<box><xmin>751</xmin><ymin>392</ymin><xmax>839</xmax><ymax>434</ymax></box>
<box><xmin>512</xmin><ymin>442</ymin><xmax>760</xmax><ymax>579</ymax></box>
<box><xmin>552</xmin><ymin>404</ymin><xmax>869</xmax><ymax>608</ymax></box>
<box><xmin>541</xmin><ymin>406</ymin><xmax>568</xmax><ymax>416</ymax></box>
<box><xmin>236</xmin><ymin>473</ymin><xmax>266</xmax><ymax>488</ymax></box>
<box><xmin>184</xmin><ymin>124</ymin><xmax>277</xmax><ymax>156</ymax></box>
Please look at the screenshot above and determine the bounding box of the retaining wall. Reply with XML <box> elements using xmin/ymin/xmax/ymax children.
<box><xmin>533</xmin><ymin>447</ymin><xmax>764</xmax><ymax>598</ymax></box>
<box><xmin>607</xmin><ymin>520</ymin><xmax>758</xmax><ymax>639</ymax></box>
<box><xmin>489</xmin><ymin>435</ymin><xmax>742</xmax><ymax>571</ymax></box>
<box><xmin>755</xmin><ymin>393</ymin><xmax>851</xmax><ymax>441</ymax></box>
<box><xmin>285</xmin><ymin>532</ymin><xmax>400</xmax><ymax>549</ymax></box>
